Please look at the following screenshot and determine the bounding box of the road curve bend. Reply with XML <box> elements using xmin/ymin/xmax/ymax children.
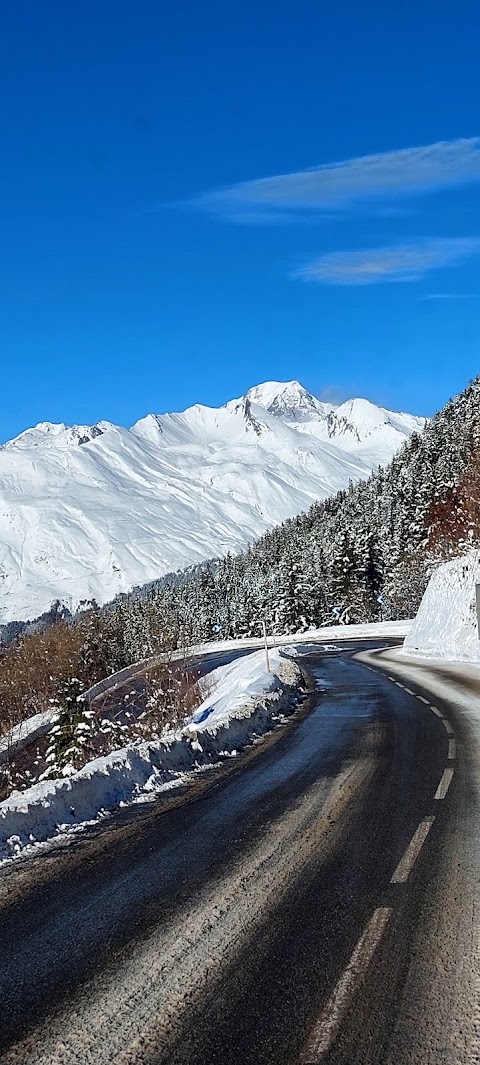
<box><xmin>0</xmin><ymin>640</ymin><xmax>477</xmax><ymax>1065</ymax></box>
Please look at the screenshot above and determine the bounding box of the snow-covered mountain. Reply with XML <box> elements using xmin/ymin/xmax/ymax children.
<box><xmin>0</xmin><ymin>381</ymin><xmax>425</xmax><ymax>622</ymax></box>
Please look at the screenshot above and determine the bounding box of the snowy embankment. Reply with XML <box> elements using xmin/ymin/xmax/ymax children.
<box><xmin>0</xmin><ymin>648</ymin><xmax>305</xmax><ymax>861</ymax></box>
<box><xmin>0</xmin><ymin>619</ymin><xmax>412</xmax><ymax>767</ymax></box>
<box><xmin>403</xmin><ymin>552</ymin><xmax>480</xmax><ymax>663</ymax></box>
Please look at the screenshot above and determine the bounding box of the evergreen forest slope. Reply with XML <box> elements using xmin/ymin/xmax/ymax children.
<box><xmin>106</xmin><ymin>375</ymin><xmax>480</xmax><ymax>653</ymax></box>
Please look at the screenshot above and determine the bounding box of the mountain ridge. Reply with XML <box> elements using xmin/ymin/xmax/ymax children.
<box><xmin>0</xmin><ymin>381</ymin><xmax>425</xmax><ymax>623</ymax></box>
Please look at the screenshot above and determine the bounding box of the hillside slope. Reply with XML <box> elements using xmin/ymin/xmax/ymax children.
<box><xmin>131</xmin><ymin>375</ymin><xmax>477</xmax><ymax>645</ymax></box>
<box><xmin>0</xmin><ymin>381</ymin><xmax>424</xmax><ymax>622</ymax></box>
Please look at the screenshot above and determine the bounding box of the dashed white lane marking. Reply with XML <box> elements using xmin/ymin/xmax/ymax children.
<box><xmin>435</xmin><ymin>767</ymin><xmax>454</xmax><ymax>800</ymax></box>
<box><xmin>312</xmin><ymin>660</ymin><xmax>456</xmax><ymax>1058</ymax></box>
<box><xmin>390</xmin><ymin>817</ymin><xmax>435</xmax><ymax>884</ymax></box>
<box><xmin>300</xmin><ymin>907</ymin><xmax>392</xmax><ymax>1062</ymax></box>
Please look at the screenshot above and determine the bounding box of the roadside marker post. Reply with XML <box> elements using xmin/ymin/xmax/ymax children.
<box><xmin>262</xmin><ymin>619</ymin><xmax>271</xmax><ymax>673</ymax></box>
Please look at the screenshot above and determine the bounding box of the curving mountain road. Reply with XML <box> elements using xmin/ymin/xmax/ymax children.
<box><xmin>0</xmin><ymin>640</ymin><xmax>477</xmax><ymax>1064</ymax></box>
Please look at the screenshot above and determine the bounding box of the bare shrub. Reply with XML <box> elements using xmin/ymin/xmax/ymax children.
<box><xmin>136</xmin><ymin>660</ymin><xmax>205</xmax><ymax>741</ymax></box>
<box><xmin>0</xmin><ymin>622</ymin><xmax>85</xmax><ymax>739</ymax></box>
<box><xmin>0</xmin><ymin>607</ymin><xmax>202</xmax><ymax>797</ymax></box>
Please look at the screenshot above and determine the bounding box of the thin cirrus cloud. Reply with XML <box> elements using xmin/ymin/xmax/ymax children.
<box><xmin>194</xmin><ymin>138</ymin><xmax>480</xmax><ymax>223</ymax></box>
<box><xmin>293</xmin><ymin>238</ymin><xmax>480</xmax><ymax>286</ymax></box>
<box><xmin>419</xmin><ymin>292</ymin><xmax>480</xmax><ymax>300</ymax></box>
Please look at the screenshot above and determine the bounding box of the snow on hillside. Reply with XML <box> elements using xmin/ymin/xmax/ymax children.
<box><xmin>244</xmin><ymin>380</ymin><xmax>333</xmax><ymax>420</ymax></box>
<box><xmin>251</xmin><ymin>385</ymin><xmax>425</xmax><ymax>467</ymax></box>
<box><xmin>0</xmin><ymin>381</ymin><xmax>425</xmax><ymax>623</ymax></box>
<box><xmin>403</xmin><ymin>552</ymin><xmax>480</xmax><ymax>663</ymax></box>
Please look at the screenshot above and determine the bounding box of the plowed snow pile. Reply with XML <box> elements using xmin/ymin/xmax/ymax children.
<box><xmin>403</xmin><ymin>552</ymin><xmax>480</xmax><ymax>662</ymax></box>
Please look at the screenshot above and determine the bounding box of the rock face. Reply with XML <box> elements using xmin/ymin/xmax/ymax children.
<box><xmin>0</xmin><ymin>381</ymin><xmax>425</xmax><ymax>622</ymax></box>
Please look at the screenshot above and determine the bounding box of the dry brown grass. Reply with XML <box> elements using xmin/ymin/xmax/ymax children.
<box><xmin>135</xmin><ymin>660</ymin><xmax>206</xmax><ymax>740</ymax></box>
<box><xmin>0</xmin><ymin>622</ymin><xmax>85</xmax><ymax>739</ymax></box>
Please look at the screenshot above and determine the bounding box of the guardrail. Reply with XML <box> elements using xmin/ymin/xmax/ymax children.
<box><xmin>2</xmin><ymin>622</ymin><xmax>411</xmax><ymax>766</ymax></box>
<box><xmin>84</xmin><ymin>654</ymin><xmax>162</xmax><ymax>703</ymax></box>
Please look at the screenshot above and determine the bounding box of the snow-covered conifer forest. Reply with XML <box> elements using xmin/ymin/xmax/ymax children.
<box><xmin>97</xmin><ymin>374</ymin><xmax>480</xmax><ymax>655</ymax></box>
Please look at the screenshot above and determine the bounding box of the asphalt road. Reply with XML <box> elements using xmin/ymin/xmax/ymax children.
<box><xmin>0</xmin><ymin>640</ymin><xmax>476</xmax><ymax>1064</ymax></box>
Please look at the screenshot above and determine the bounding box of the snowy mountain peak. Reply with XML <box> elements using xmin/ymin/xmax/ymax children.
<box><xmin>237</xmin><ymin>381</ymin><xmax>425</xmax><ymax>454</ymax></box>
<box><xmin>244</xmin><ymin>380</ymin><xmax>327</xmax><ymax>420</ymax></box>
<box><xmin>328</xmin><ymin>398</ymin><xmax>426</xmax><ymax>444</ymax></box>
<box><xmin>228</xmin><ymin>396</ymin><xmax>268</xmax><ymax>435</ymax></box>
<box><xmin>4</xmin><ymin>420</ymin><xmax>112</xmax><ymax>450</ymax></box>
<box><xmin>129</xmin><ymin>413</ymin><xmax>164</xmax><ymax>446</ymax></box>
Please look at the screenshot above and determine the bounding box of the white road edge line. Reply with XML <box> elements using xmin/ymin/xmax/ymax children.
<box><xmin>416</xmin><ymin>695</ymin><xmax>430</xmax><ymax>705</ymax></box>
<box><xmin>430</xmin><ymin>705</ymin><xmax>444</xmax><ymax>718</ymax></box>
<box><xmin>300</xmin><ymin>907</ymin><xmax>392</xmax><ymax>1062</ymax></box>
<box><xmin>435</xmin><ymin>767</ymin><xmax>454</xmax><ymax>800</ymax></box>
<box><xmin>441</xmin><ymin>718</ymin><xmax>454</xmax><ymax>737</ymax></box>
<box><xmin>403</xmin><ymin>687</ymin><xmax>414</xmax><ymax>696</ymax></box>
<box><xmin>390</xmin><ymin>818</ymin><xmax>435</xmax><ymax>884</ymax></box>
<box><xmin>448</xmin><ymin>738</ymin><xmax>457</xmax><ymax>760</ymax></box>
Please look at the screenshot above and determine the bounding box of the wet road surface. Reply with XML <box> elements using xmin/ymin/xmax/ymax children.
<box><xmin>0</xmin><ymin>640</ymin><xmax>476</xmax><ymax>1064</ymax></box>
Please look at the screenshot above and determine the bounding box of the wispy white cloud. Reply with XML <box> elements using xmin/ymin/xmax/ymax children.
<box><xmin>293</xmin><ymin>238</ymin><xmax>480</xmax><ymax>286</ymax></box>
<box><xmin>194</xmin><ymin>138</ymin><xmax>480</xmax><ymax>223</ymax></box>
<box><xmin>419</xmin><ymin>292</ymin><xmax>480</xmax><ymax>300</ymax></box>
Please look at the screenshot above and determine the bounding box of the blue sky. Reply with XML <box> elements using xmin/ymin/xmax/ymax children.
<box><xmin>1</xmin><ymin>0</ymin><xmax>480</xmax><ymax>440</ymax></box>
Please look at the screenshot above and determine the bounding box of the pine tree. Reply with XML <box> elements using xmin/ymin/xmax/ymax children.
<box><xmin>43</xmin><ymin>678</ymin><xmax>95</xmax><ymax>778</ymax></box>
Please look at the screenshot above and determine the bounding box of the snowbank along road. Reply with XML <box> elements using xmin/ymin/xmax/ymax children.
<box><xmin>0</xmin><ymin>637</ymin><xmax>477</xmax><ymax>1064</ymax></box>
